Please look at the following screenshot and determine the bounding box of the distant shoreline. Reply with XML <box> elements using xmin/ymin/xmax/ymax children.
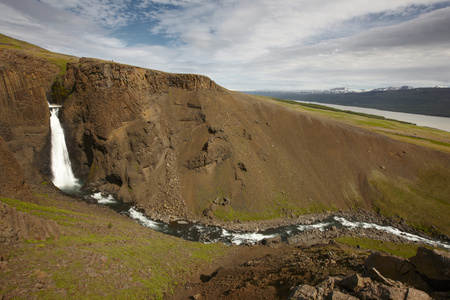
<box><xmin>290</xmin><ymin>99</ymin><xmax>450</xmax><ymax>132</ymax></box>
<box><xmin>244</xmin><ymin>88</ymin><xmax>450</xmax><ymax>118</ymax></box>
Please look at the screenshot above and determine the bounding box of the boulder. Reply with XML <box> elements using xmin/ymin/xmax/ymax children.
<box><xmin>405</xmin><ymin>288</ymin><xmax>432</xmax><ymax>300</ymax></box>
<box><xmin>364</xmin><ymin>251</ymin><xmax>431</xmax><ymax>292</ymax></box>
<box><xmin>356</xmin><ymin>283</ymin><xmax>407</xmax><ymax>300</ymax></box>
<box><xmin>409</xmin><ymin>246</ymin><xmax>450</xmax><ymax>291</ymax></box>
<box><xmin>327</xmin><ymin>290</ymin><xmax>359</xmax><ymax>300</ymax></box>
<box><xmin>339</xmin><ymin>273</ymin><xmax>367</xmax><ymax>292</ymax></box>
<box><xmin>288</xmin><ymin>284</ymin><xmax>317</xmax><ymax>300</ymax></box>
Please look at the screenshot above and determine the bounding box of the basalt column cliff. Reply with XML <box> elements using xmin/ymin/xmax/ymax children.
<box><xmin>0</xmin><ymin>48</ymin><xmax>59</xmax><ymax>191</ymax></box>
<box><xmin>54</xmin><ymin>58</ymin><xmax>449</xmax><ymax>224</ymax></box>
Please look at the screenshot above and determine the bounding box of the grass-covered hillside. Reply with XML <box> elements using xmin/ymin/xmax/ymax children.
<box><xmin>247</xmin><ymin>95</ymin><xmax>450</xmax><ymax>236</ymax></box>
<box><xmin>0</xmin><ymin>187</ymin><xmax>228</xmax><ymax>299</ymax></box>
<box><xmin>0</xmin><ymin>33</ymin><xmax>77</xmax><ymax>75</ymax></box>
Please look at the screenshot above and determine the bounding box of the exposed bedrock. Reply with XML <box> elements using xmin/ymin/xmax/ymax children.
<box><xmin>1</xmin><ymin>48</ymin><xmax>448</xmax><ymax>227</ymax></box>
<box><xmin>0</xmin><ymin>49</ymin><xmax>59</xmax><ymax>183</ymax></box>
<box><xmin>0</xmin><ymin>201</ymin><xmax>62</xmax><ymax>245</ymax></box>
<box><xmin>56</xmin><ymin>58</ymin><xmax>450</xmax><ymax>224</ymax></box>
<box><xmin>0</xmin><ymin>136</ymin><xmax>32</xmax><ymax>200</ymax></box>
<box><xmin>365</xmin><ymin>247</ymin><xmax>450</xmax><ymax>293</ymax></box>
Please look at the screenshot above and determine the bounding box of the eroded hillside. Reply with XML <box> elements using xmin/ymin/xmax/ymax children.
<box><xmin>1</xmin><ymin>34</ymin><xmax>450</xmax><ymax>299</ymax></box>
<box><xmin>1</xmin><ymin>35</ymin><xmax>449</xmax><ymax>236</ymax></box>
<box><xmin>57</xmin><ymin>59</ymin><xmax>450</xmax><ymax>234</ymax></box>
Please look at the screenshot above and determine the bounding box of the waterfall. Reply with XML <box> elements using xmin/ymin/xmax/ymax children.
<box><xmin>49</xmin><ymin>106</ymin><xmax>81</xmax><ymax>191</ymax></box>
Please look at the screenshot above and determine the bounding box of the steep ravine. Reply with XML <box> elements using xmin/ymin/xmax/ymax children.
<box><xmin>2</xmin><ymin>34</ymin><xmax>450</xmax><ymax>300</ymax></box>
<box><xmin>1</xmin><ymin>45</ymin><xmax>449</xmax><ymax>235</ymax></box>
<box><xmin>54</xmin><ymin>58</ymin><xmax>450</xmax><ymax>232</ymax></box>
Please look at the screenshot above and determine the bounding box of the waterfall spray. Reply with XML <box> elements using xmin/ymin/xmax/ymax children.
<box><xmin>49</xmin><ymin>107</ymin><xmax>81</xmax><ymax>191</ymax></box>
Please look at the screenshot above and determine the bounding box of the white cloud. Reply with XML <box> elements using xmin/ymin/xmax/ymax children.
<box><xmin>39</xmin><ymin>0</ymin><xmax>136</xmax><ymax>27</ymax></box>
<box><xmin>0</xmin><ymin>0</ymin><xmax>449</xmax><ymax>90</ymax></box>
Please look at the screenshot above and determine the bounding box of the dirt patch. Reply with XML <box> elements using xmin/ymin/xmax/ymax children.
<box><xmin>170</xmin><ymin>242</ymin><xmax>450</xmax><ymax>300</ymax></box>
<box><xmin>170</xmin><ymin>243</ymin><xmax>369</xmax><ymax>299</ymax></box>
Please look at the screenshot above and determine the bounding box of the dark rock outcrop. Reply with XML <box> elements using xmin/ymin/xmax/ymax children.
<box><xmin>409</xmin><ymin>246</ymin><xmax>450</xmax><ymax>291</ymax></box>
<box><xmin>0</xmin><ymin>49</ymin><xmax>59</xmax><ymax>183</ymax></box>
<box><xmin>0</xmin><ymin>202</ymin><xmax>62</xmax><ymax>244</ymax></box>
<box><xmin>288</xmin><ymin>284</ymin><xmax>318</xmax><ymax>299</ymax></box>
<box><xmin>338</xmin><ymin>273</ymin><xmax>367</xmax><ymax>292</ymax></box>
<box><xmin>364</xmin><ymin>251</ymin><xmax>431</xmax><ymax>292</ymax></box>
<box><xmin>288</xmin><ymin>272</ymin><xmax>432</xmax><ymax>300</ymax></box>
<box><xmin>364</xmin><ymin>248</ymin><xmax>450</xmax><ymax>293</ymax></box>
<box><xmin>260</xmin><ymin>236</ymin><xmax>282</xmax><ymax>247</ymax></box>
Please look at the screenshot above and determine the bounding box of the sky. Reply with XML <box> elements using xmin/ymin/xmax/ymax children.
<box><xmin>0</xmin><ymin>0</ymin><xmax>449</xmax><ymax>91</ymax></box>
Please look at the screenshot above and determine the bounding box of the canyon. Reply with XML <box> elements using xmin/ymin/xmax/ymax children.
<box><xmin>1</xmin><ymin>34</ymin><xmax>450</xmax><ymax>299</ymax></box>
<box><xmin>2</xmin><ymin>47</ymin><xmax>450</xmax><ymax>233</ymax></box>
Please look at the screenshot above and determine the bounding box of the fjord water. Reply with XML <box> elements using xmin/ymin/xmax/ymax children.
<box><xmin>292</xmin><ymin>100</ymin><xmax>450</xmax><ymax>132</ymax></box>
<box><xmin>48</xmin><ymin>104</ymin><xmax>450</xmax><ymax>248</ymax></box>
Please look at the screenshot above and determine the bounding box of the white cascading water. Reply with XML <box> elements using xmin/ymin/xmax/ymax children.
<box><xmin>49</xmin><ymin>107</ymin><xmax>80</xmax><ymax>191</ymax></box>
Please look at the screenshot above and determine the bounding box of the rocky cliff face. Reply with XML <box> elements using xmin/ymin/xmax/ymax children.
<box><xmin>1</xmin><ymin>44</ymin><xmax>449</xmax><ymax>228</ymax></box>
<box><xmin>0</xmin><ymin>136</ymin><xmax>30</xmax><ymax>199</ymax></box>
<box><xmin>61</xmin><ymin>58</ymin><xmax>227</xmax><ymax>218</ymax></box>
<box><xmin>0</xmin><ymin>201</ymin><xmax>62</xmax><ymax>245</ymax></box>
<box><xmin>57</xmin><ymin>58</ymin><xmax>450</xmax><ymax>224</ymax></box>
<box><xmin>0</xmin><ymin>49</ymin><xmax>59</xmax><ymax>182</ymax></box>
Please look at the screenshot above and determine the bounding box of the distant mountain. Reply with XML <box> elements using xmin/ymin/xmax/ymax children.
<box><xmin>246</xmin><ymin>87</ymin><xmax>450</xmax><ymax>118</ymax></box>
<box><xmin>246</xmin><ymin>86</ymin><xmax>415</xmax><ymax>95</ymax></box>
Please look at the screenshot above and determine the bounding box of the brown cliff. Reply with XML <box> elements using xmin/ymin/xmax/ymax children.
<box><xmin>0</xmin><ymin>48</ymin><xmax>59</xmax><ymax>182</ymax></box>
<box><xmin>0</xmin><ymin>36</ymin><xmax>449</xmax><ymax>235</ymax></box>
<box><xmin>59</xmin><ymin>59</ymin><xmax>449</xmax><ymax>231</ymax></box>
<box><xmin>0</xmin><ymin>135</ymin><xmax>30</xmax><ymax>199</ymax></box>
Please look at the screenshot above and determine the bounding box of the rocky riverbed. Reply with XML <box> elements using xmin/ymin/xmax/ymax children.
<box><xmin>130</xmin><ymin>202</ymin><xmax>450</xmax><ymax>249</ymax></box>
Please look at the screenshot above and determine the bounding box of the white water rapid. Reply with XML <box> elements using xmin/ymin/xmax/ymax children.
<box><xmin>127</xmin><ymin>208</ymin><xmax>450</xmax><ymax>248</ymax></box>
<box><xmin>49</xmin><ymin>106</ymin><xmax>81</xmax><ymax>191</ymax></box>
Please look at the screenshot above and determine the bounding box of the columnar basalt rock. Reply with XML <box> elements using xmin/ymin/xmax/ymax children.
<box><xmin>0</xmin><ymin>136</ymin><xmax>31</xmax><ymax>199</ymax></box>
<box><xmin>61</xmin><ymin>59</ymin><xmax>230</xmax><ymax>218</ymax></box>
<box><xmin>0</xmin><ymin>202</ymin><xmax>62</xmax><ymax>244</ymax></box>
<box><xmin>0</xmin><ymin>49</ymin><xmax>60</xmax><ymax>183</ymax></box>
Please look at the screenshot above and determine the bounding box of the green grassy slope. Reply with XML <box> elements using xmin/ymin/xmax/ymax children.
<box><xmin>0</xmin><ymin>33</ymin><xmax>78</xmax><ymax>74</ymax></box>
<box><xmin>0</xmin><ymin>193</ymin><xmax>228</xmax><ymax>299</ymax></box>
